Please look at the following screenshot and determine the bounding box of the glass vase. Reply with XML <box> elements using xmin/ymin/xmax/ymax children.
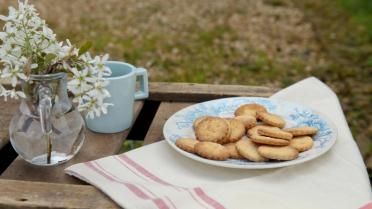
<box><xmin>9</xmin><ymin>72</ymin><xmax>85</xmax><ymax>166</ymax></box>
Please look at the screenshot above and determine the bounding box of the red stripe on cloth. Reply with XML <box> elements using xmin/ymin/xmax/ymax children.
<box><xmin>85</xmin><ymin>161</ymin><xmax>170</xmax><ymax>209</ymax></box>
<box><xmin>118</xmin><ymin>155</ymin><xmax>181</xmax><ymax>189</ymax></box>
<box><xmin>114</xmin><ymin>156</ymin><xmax>178</xmax><ymax>209</ymax></box>
<box><xmin>194</xmin><ymin>187</ymin><xmax>226</xmax><ymax>209</ymax></box>
<box><xmin>117</xmin><ymin>155</ymin><xmax>216</xmax><ymax>209</ymax></box>
<box><xmin>360</xmin><ymin>203</ymin><xmax>372</xmax><ymax>209</ymax></box>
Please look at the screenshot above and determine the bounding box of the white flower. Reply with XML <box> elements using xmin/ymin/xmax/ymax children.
<box><xmin>1</xmin><ymin>65</ymin><xmax>28</xmax><ymax>87</ymax></box>
<box><xmin>67</xmin><ymin>68</ymin><xmax>93</xmax><ymax>94</ymax></box>
<box><xmin>8</xmin><ymin>88</ymin><xmax>26</xmax><ymax>99</ymax></box>
<box><xmin>92</xmin><ymin>54</ymin><xmax>111</xmax><ymax>77</ymax></box>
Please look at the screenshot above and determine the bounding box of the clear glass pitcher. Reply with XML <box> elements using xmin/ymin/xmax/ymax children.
<box><xmin>9</xmin><ymin>72</ymin><xmax>85</xmax><ymax>166</ymax></box>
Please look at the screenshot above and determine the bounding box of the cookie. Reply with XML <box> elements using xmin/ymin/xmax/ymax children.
<box><xmin>258</xmin><ymin>146</ymin><xmax>299</xmax><ymax>161</ymax></box>
<box><xmin>247</xmin><ymin>125</ymin><xmax>272</xmax><ymax>137</ymax></box>
<box><xmin>285</xmin><ymin>126</ymin><xmax>318</xmax><ymax>136</ymax></box>
<box><xmin>250</xmin><ymin>134</ymin><xmax>290</xmax><ymax>146</ymax></box>
<box><xmin>290</xmin><ymin>136</ymin><xmax>313</xmax><ymax>152</ymax></box>
<box><xmin>193</xmin><ymin>116</ymin><xmax>210</xmax><ymax>129</ymax></box>
<box><xmin>235</xmin><ymin>115</ymin><xmax>257</xmax><ymax>129</ymax></box>
<box><xmin>194</xmin><ymin>142</ymin><xmax>229</xmax><ymax>161</ymax></box>
<box><xmin>257</xmin><ymin>126</ymin><xmax>293</xmax><ymax>140</ymax></box>
<box><xmin>175</xmin><ymin>138</ymin><xmax>199</xmax><ymax>153</ymax></box>
<box><xmin>257</xmin><ymin>112</ymin><xmax>285</xmax><ymax>128</ymax></box>
<box><xmin>225</xmin><ymin>118</ymin><xmax>245</xmax><ymax>143</ymax></box>
<box><xmin>224</xmin><ymin>143</ymin><xmax>244</xmax><ymax>159</ymax></box>
<box><xmin>236</xmin><ymin>137</ymin><xmax>268</xmax><ymax>162</ymax></box>
<box><xmin>195</xmin><ymin>117</ymin><xmax>229</xmax><ymax>142</ymax></box>
<box><xmin>234</xmin><ymin>103</ymin><xmax>267</xmax><ymax>117</ymax></box>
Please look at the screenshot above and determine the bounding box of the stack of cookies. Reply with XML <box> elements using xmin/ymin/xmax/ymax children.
<box><xmin>175</xmin><ymin>103</ymin><xmax>317</xmax><ymax>162</ymax></box>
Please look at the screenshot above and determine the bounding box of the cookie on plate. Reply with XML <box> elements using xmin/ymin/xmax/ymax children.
<box><xmin>234</xmin><ymin>103</ymin><xmax>267</xmax><ymax>117</ymax></box>
<box><xmin>285</xmin><ymin>126</ymin><xmax>317</xmax><ymax>136</ymax></box>
<box><xmin>250</xmin><ymin>134</ymin><xmax>290</xmax><ymax>146</ymax></box>
<box><xmin>290</xmin><ymin>136</ymin><xmax>313</xmax><ymax>152</ymax></box>
<box><xmin>193</xmin><ymin>116</ymin><xmax>210</xmax><ymax>129</ymax></box>
<box><xmin>258</xmin><ymin>146</ymin><xmax>299</xmax><ymax>161</ymax></box>
<box><xmin>175</xmin><ymin>138</ymin><xmax>199</xmax><ymax>153</ymax></box>
<box><xmin>224</xmin><ymin>143</ymin><xmax>244</xmax><ymax>159</ymax></box>
<box><xmin>225</xmin><ymin>118</ymin><xmax>245</xmax><ymax>143</ymax></box>
<box><xmin>195</xmin><ymin>142</ymin><xmax>229</xmax><ymax>161</ymax></box>
<box><xmin>257</xmin><ymin>112</ymin><xmax>285</xmax><ymax>128</ymax></box>
<box><xmin>236</xmin><ymin>137</ymin><xmax>268</xmax><ymax>162</ymax></box>
<box><xmin>247</xmin><ymin>125</ymin><xmax>274</xmax><ymax>137</ymax></box>
<box><xmin>195</xmin><ymin>117</ymin><xmax>229</xmax><ymax>143</ymax></box>
<box><xmin>235</xmin><ymin>115</ymin><xmax>256</xmax><ymax>130</ymax></box>
<box><xmin>258</xmin><ymin>126</ymin><xmax>293</xmax><ymax>140</ymax></box>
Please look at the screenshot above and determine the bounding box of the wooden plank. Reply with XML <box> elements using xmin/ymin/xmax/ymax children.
<box><xmin>1</xmin><ymin>102</ymin><xmax>144</xmax><ymax>184</ymax></box>
<box><xmin>0</xmin><ymin>99</ymin><xmax>20</xmax><ymax>150</ymax></box>
<box><xmin>0</xmin><ymin>179</ymin><xmax>118</xmax><ymax>209</ymax></box>
<box><xmin>143</xmin><ymin>102</ymin><xmax>193</xmax><ymax>145</ymax></box>
<box><xmin>149</xmin><ymin>82</ymin><xmax>278</xmax><ymax>102</ymax></box>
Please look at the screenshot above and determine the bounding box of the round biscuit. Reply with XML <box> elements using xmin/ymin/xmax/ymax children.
<box><xmin>225</xmin><ymin>118</ymin><xmax>245</xmax><ymax>143</ymax></box>
<box><xmin>285</xmin><ymin>126</ymin><xmax>318</xmax><ymax>136</ymax></box>
<box><xmin>290</xmin><ymin>136</ymin><xmax>313</xmax><ymax>152</ymax></box>
<box><xmin>195</xmin><ymin>117</ymin><xmax>229</xmax><ymax>142</ymax></box>
<box><xmin>258</xmin><ymin>126</ymin><xmax>293</xmax><ymax>140</ymax></box>
<box><xmin>175</xmin><ymin>138</ymin><xmax>199</xmax><ymax>153</ymax></box>
<box><xmin>258</xmin><ymin>146</ymin><xmax>299</xmax><ymax>161</ymax></box>
<box><xmin>235</xmin><ymin>115</ymin><xmax>257</xmax><ymax>129</ymax></box>
<box><xmin>224</xmin><ymin>143</ymin><xmax>244</xmax><ymax>159</ymax></box>
<box><xmin>236</xmin><ymin>137</ymin><xmax>268</xmax><ymax>162</ymax></box>
<box><xmin>257</xmin><ymin>112</ymin><xmax>285</xmax><ymax>128</ymax></box>
<box><xmin>234</xmin><ymin>103</ymin><xmax>267</xmax><ymax>117</ymax></box>
<box><xmin>247</xmin><ymin>125</ymin><xmax>273</xmax><ymax>137</ymax></box>
<box><xmin>193</xmin><ymin>116</ymin><xmax>210</xmax><ymax>129</ymax></box>
<box><xmin>194</xmin><ymin>142</ymin><xmax>229</xmax><ymax>161</ymax></box>
<box><xmin>250</xmin><ymin>134</ymin><xmax>290</xmax><ymax>146</ymax></box>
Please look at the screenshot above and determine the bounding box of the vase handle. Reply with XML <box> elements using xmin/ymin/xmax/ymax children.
<box><xmin>38</xmin><ymin>85</ymin><xmax>53</xmax><ymax>164</ymax></box>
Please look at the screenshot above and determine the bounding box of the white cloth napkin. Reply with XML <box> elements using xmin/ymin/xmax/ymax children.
<box><xmin>66</xmin><ymin>77</ymin><xmax>372</xmax><ymax>209</ymax></box>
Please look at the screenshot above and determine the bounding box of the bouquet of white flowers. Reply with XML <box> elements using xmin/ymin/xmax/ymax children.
<box><xmin>0</xmin><ymin>0</ymin><xmax>112</xmax><ymax>118</ymax></box>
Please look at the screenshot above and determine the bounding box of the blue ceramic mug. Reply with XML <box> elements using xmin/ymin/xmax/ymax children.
<box><xmin>86</xmin><ymin>61</ymin><xmax>148</xmax><ymax>133</ymax></box>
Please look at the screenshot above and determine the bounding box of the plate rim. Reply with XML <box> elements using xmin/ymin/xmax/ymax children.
<box><xmin>163</xmin><ymin>96</ymin><xmax>338</xmax><ymax>169</ymax></box>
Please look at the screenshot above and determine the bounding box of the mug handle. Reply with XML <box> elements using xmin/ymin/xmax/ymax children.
<box><xmin>134</xmin><ymin>67</ymin><xmax>149</xmax><ymax>100</ymax></box>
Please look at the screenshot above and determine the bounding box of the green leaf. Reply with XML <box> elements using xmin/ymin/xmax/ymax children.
<box><xmin>78</xmin><ymin>41</ymin><xmax>93</xmax><ymax>56</ymax></box>
<box><xmin>44</xmin><ymin>53</ymin><xmax>57</xmax><ymax>64</ymax></box>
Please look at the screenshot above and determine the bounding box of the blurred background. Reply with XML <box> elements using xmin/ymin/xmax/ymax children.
<box><xmin>0</xmin><ymin>0</ymin><xmax>371</xmax><ymax>170</ymax></box>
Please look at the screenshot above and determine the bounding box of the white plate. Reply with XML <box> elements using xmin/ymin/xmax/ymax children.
<box><xmin>163</xmin><ymin>97</ymin><xmax>337</xmax><ymax>169</ymax></box>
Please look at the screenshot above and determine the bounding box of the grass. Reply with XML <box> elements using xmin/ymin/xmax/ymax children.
<box><xmin>0</xmin><ymin>0</ymin><xmax>370</xmax><ymax>162</ymax></box>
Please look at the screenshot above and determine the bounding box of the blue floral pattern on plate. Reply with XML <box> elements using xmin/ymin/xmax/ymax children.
<box><xmin>163</xmin><ymin>97</ymin><xmax>337</xmax><ymax>169</ymax></box>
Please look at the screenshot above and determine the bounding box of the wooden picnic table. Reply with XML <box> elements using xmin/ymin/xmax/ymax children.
<box><xmin>0</xmin><ymin>82</ymin><xmax>277</xmax><ymax>209</ymax></box>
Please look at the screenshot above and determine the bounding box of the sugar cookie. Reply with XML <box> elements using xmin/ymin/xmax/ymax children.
<box><xmin>235</xmin><ymin>115</ymin><xmax>257</xmax><ymax>129</ymax></box>
<box><xmin>290</xmin><ymin>136</ymin><xmax>313</xmax><ymax>152</ymax></box>
<box><xmin>224</xmin><ymin>143</ymin><xmax>244</xmax><ymax>159</ymax></box>
<box><xmin>258</xmin><ymin>126</ymin><xmax>293</xmax><ymax>140</ymax></box>
<box><xmin>258</xmin><ymin>146</ymin><xmax>299</xmax><ymax>161</ymax></box>
<box><xmin>250</xmin><ymin>134</ymin><xmax>290</xmax><ymax>146</ymax></box>
<box><xmin>195</xmin><ymin>142</ymin><xmax>229</xmax><ymax>161</ymax></box>
<box><xmin>257</xmin><ymin>112</ymin><xmax>285</xmax><ymax>128</ymax></box>
<box><xmin>193</xmin><ymin>116</ymin><xmax>210</xmax><ymax>129</ymax></box>
<box><xmin>195</xmin><ymin>117</ymin><xmax>229</xmax><ymax>142</ymax></box>
<box><xmin>225</xmin><ymin>118</ymin><xmax>245</xmax><ymax>143</ymax></box>
<box><xmin>247</xmin><ymin>125</ymin><xmax>273</xmax><ymax>137</ymax></box>
<box><xmin>236</xmin><ymin>137</ymin><xmax>268</xmax><ymax>162</ymax></box>
<box><xmin>175</xmin><ymin>138</ymin><xmax>199</xmax><ymax>153</ymax></box>
<box><xmin>285</xmin><ymin>126</ymin><xmax>318</xmax><ymax>136</ymax></box>
<box><xmin>234</xmin><ymin>103</ymin><xmax>267</xmax><ymax>117</ymax></box>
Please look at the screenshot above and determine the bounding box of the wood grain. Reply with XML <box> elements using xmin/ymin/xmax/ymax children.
<box><xmin>0</xmin><ymin>179</ymin><xmax>118</xmax><ymax>209</ymax></box>
<box><xmin>143</xmin><ymin>102</ymin><xmax>193</xmax><ymax>145</ymax></box>
<box><xmin>0</xmin><ymin>99</ymin><xmax>20</xmax><ymax>150</ymax></box>
<box><xmin>1</xmin><ymin>102</ymin><xmax>144</xmax><ymax>184</ymax></box>
<box><xmin>149</xmin><ymin>82</ymin><xmax>277</xmax><ymax>102</ymax></box>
